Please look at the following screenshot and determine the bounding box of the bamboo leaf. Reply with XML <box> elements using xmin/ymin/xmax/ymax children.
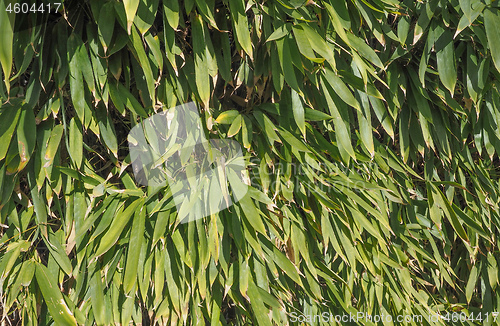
<box><xmin>484</xmin><ymin>8</ymin><xmax>500</xmax><ymax>74</ymax></box>
<box><xmin>94</xmin><ymin>198</ymin><xmax>144</xmax><ymax>258</ymax></box>
<box><xmin>129</xmin><ymin>27</ymin><xmax>155</xmax><ymax>104</ymax></box>
<box><xmin>123</xmin><ymin>0</ymin><xmax>140</xmax><ymax>34</ymax></box>
<box><xmin>267</xmin><ymin>23</ymin><xmax>292</xmax><ymax>42</ymax></box>
<box><xmin>291</xmin><ymin>89</ymin><xmax>306</xmax><ymax>136</ymax></box>
<box><xmin>35</xmin><ymin>263</ymin><xmax>77</xmax><ymax>326</ymax></box>
<box><xmin>242</xmin><ymin>115</ymin><xmax>253</xmax><ymax>149</ymax></box>
<box><xmin>96</xmin><ymin>104</ymin><xmax>118</xmax><ymax>157</ymax></box>
<box><xmin>321</xmin><ymin>76</ymin><xmax>355</xmax><ymax>162</ymax></box>
<box><xmin>228</xmin><ymin>114</ymin><xmax>242</xmax><ymax>137</ymax></box>
<box><xmin>228</xmin><ymin>0</ymin><xmax>253</xmax><ymax>59</ymax></box>
<box><xmin>69</xmin><ymin>117</ymin><xmax>83</xmax><ymax>169</ymax></box>
<box><xmin>0</xmin><ymin>102</ymin><xmax>21</xmax><ymax>161</ymax></box>
<box><xmin>134</xmin><ymin>0</ymin><xmax>160</xmax><ymax>35</ymax></box>
<box><xmin>0</xmin><ymin>1</ymin><xmax>14</xmax><ymax>92</ymax></box>
<box><xmin>323</xmin><ymin>68</ymin><xmax>361</xmax><ymax>112</ymax></box>
<box><xmin>466</xmin><ymin>264</ymin><xmax>478</xmax><ymax>303</ymax></box>
<box><xmin>215</xmin><ymin>110</ymin><xmax>240</xmax><ymax>124</ymax></box>
<box><xmin>90</xmin><ymin>268</ymin><xmax>106</xmax><ymax>326</ymax></box>
<box><xmin>43</xmin><ymin>124</ymin><xmax>64</xmax><ymax>169</ymax></box>
<box><xmin>123</xmin><ymin>206</ymin><xmax>146</xmax><ymax>293</ymax></box>
<box><xmin>435</xmin><ymin>29</ymin><xmax>457</xmax><ymax>95</ymax></box>
<box><xmin>304</xmin><ymin>107</ymin><xmax>332</xmax><ymax>121</ymax></box>
<box><xmin>192</xmin><ymin>14</ymin><xmax>211</xmax><ymax>107</ymax></box>
<box><xmin>98</xmin><ymin>2</ymin><xmax>116</xmax><ymax>53</ymax></box>
<box><xmin>16</xmin><ymin>105</ymin><xmax>37</xmax><ymax>171</ymax></box>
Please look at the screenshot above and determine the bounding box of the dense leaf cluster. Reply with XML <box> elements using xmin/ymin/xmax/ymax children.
<box><xmin>1</xmin><ymin>0</ymin><xmax>500</xmax><ymax>325</ymax></box>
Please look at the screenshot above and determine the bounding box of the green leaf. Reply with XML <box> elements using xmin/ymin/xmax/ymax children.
<box><xmin>67</xmin><ymin>35</ymin><xmax>87</xmax><ymax>121</ymax></box>
<box><xmin>299</xmin><ymin>24</ymin><xmax>335</xmax><ymax>65</ymax></box>
<box><xmin>215</xmin><ymin>110</ymin><xmax>240</xmax><ymax>124</ymax></box>
<box><xmin>43</xmin><ymin>124</ymin><xmax>64</xmax><ymax>169</ymax></box>
<box><xmin>84</xmin><ymin>197</ymin><xmax>122</xmax><ymax>241</ymax></box>
<box><xmin>410</xmin><ymin>82</ymin><xmax>433</xmax><ymax>124</ymax></box>
<box><xmin>94</xmin><ymin>198</ymin><xmax>144</xmax><ymax>257</ymax></box>
<box><xmin>304</xmin><ymin>107</ymin><xmax>332</xmax><ymax>121</ymax></box>
<box><xmin>0</xmin><ymin>103</ymin><xmax>21</xmax><ymax>161</ymax></box>
<box><xmin>129</xmin><ymin>27</ymin><xmax>155</xmax><ymax>105</ymax></box>
<box><xmin>323</xmin><ymin>68</ymin><xmax>361</xmax><ymax>112</ymax></box>
<box><xmin>484</xmin><ymin>8</ymin><xmax>500</xmax><ymax>74</ymax></box>
<box><xmin>432</xmin><ymin>183</ymin><xmax>469</xmax><ymax>243</ymax></box>
<box><xmin>123</xmin><ymin>206</ymin><xmax>146</xmax><ymax>293</ymax></box>
<box><xmin>45</xmin><ymin>232</ymin><xmax>73</xmax><ymax>276</ymax></box>
<box><xmin>487</xmin><ymin>252</ymin><xmax>498</xmax><ymax>290</ymax></box>
<box><xmin>253</xmin><ymin>111</ymin><xmax>281</xmax><ymax>144</ymax></box>
<box><xmin>0</xmin><ymin>1</ymin><xmax>14</xmax><ymax>92</ymax></box>
<box><xmin>435</xmin><ymin>29</ymin><xmax>456</xmax><ymax>95</ymax></box>
<box><xmin>262</xmin><ymin>241</ymin><xmax>303</xmax><ymax>286</ymax></box>
<box><xmin>277</xmin><ymin>127</ymin><xmax>311</xmax><ymax>152</ymax></box>
<box><xmin>35</xmin><ymin>263</ymin><xmax>77</xmax><ymax>326</ymax></box>
<box><xmin>242</xmin><ymin>115</ymin><xmax>253</xmax><ymax>150</ymax></box>
<box><xmin>369</xmin><ymin>96</ymin><xmax>394</xmax><ymax>139</ymax></box>
<box><xmin>163</xmin><ymin>0</ymin><xmax>179</xmax><ymax>28</ymax></box>
<box><xmin>145</xmin><ymin>33</ymin><xmax>164</xmax><ymax>75</ymax></box>
<box><xmin>267</xmin><ymin>23</ymin><xmax>292</xmax><ymax>42</ymax></box>
<box><xmin>321</xmin><ymin>77</ymin><xmax>355</xmax><ymax>162</ymax></box>
<box><xmin>192</xmin><ymin>14</ymin><xmax>211</xmax><ymax>107</ymax></box>
<box><xmin>96</xmin><ymin>104</ymin><xmax>118</xmax><ymax>157</ymax></box>
<box><xmin>123</xmin><ymin>0</ymin><xmax>140</xmax><ymax>33</ymax></box>
<box><xmin>228</xmin><ymin>0</ymin><xmax>253</xmax><ymax>59</ymax></box>
<box><xmin>413</xmin><ymin>0</ymin><xmax>438</xmax><ymax>44</ymax></box>
<box><xmin>292</xmin><ymin>25</ymin><xmax>320</xmax><ymax>62</ymax></box>
<box><xmin>16</xmin><ymin>105</ymin><xmax>37</xmax><ymax>171</ymax></box>
<box><xmin>90</xmin><ymin>268</ymin><xmax>106</xmax><ymax>326</ymax></box>
<box><xmin>291</xmin><ymin>89</ymin><xmax>305</xmax><ymax>136</ymax></box>
<box><xmin>195</xmin><ymin>0</ymin><xmax>218</xmax><ymax>28</ymax></box>
<box><xmin>152</xmin><ymin>209</ymin><xmax>172</xmax><ymax>246</ymax></box>
<box><xmin>466</xmin><ymin>45</ymin><xmax>480</xmax><ymax>103</ymax></box>
<box><xmin>456</xmin><ymin>0</ymin><xmax>485</xmax><ymax>37</ymax></box>
<box><xmin>134</xmin><ymin>0</ymin><xmax>159</xmax><ymax>35</ymax></box>
<box><xmin>466</xmin><ymin>264</ymin><xmax>478</xmax><ymax>303</ymax></box>
<box><xmin>247</xmin><ymin>281</ymin><xmax>273</xmax><ymax>326</ymax></box>
<box><xmin>323</xmin><ymin>2</ymin><xmax>349</xmax><ymax>45</ymax></box>
<box><xmin>228</xmin><ymin>114</ymin><xmax>242</xmax><ymax>137</ymax></box>
<box><xmin>278</xmin><ymin>37</ymin><xmax>302</xmax><ymax>94</ymax></box>
<box><xmin>357</xmin><ymin>91</ymin><xmax>374</xmax><ymax>156</ymax></box>
<box><xmin>346</xmin><ymin>33</ymin><xmax>384</xmax><ymax>69</ymax></box>
<box><xmin>112</xmin><ymin>82</ymin><xmax>148</xmax><ymax>117</ymax></box>
<box><xmin>98</xmin><ymin>2</ymin><xmax>116</xmax><ymax>53</ymax></box>
<box><xmin>69</xmin><ymin>117</ymin><xmax>83</xmax><ymax>169</ymax></box>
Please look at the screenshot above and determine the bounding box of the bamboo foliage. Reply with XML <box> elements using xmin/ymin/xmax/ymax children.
<box><xmin>1</xmin><ymin>0</ymin><xmax>500</xmax><ymax>325</ymax></box>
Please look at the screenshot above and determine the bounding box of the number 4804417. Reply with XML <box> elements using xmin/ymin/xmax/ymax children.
<box><xmin>5</xmin><ymin>3</ymin><xmax>61</xmax><ymax>14</ymax></box>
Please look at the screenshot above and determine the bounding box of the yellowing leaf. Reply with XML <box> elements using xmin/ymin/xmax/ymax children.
<box><xmin>215</xmin><ymin>110</ymin><xmax>240</xmax><ymax>124</ymax></box>
<box><xmin>16</xmin><ymin>105</ymin><xmax>36</xmax><ymax>171</ymax></box>
<box><xmin>228</xmin><ymin>114</ymin><xmax>242</xmax><ymax>137</ymax></box>
<box><xmin>123</xmin><ymin>0</ymin><xmax>140</xmax><ymax>34</ymax></box>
